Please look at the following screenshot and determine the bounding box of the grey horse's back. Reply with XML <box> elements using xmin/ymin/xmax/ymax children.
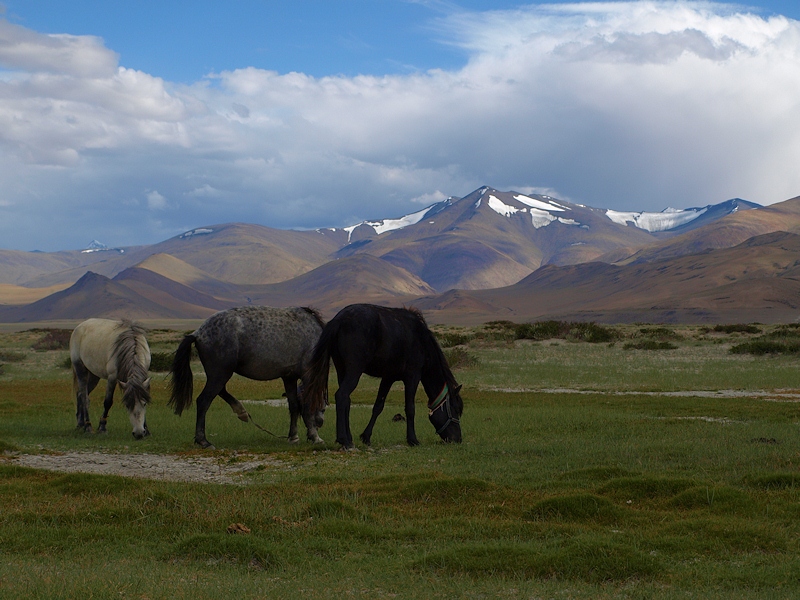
<box><xmin>195</xmin><ymin>306</ymin><xmax>324</xmax><ymax>380</ymax></box>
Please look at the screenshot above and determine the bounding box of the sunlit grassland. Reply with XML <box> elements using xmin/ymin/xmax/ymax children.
<box><xmin>0</xmin><ymin>323</ymin><xmax>799</xmax><ymax>599</ymax></box>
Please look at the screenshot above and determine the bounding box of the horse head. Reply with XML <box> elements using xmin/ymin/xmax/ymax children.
<box><xmin>428</xmin><ymin>383</ymin><xmax>462</xmax><ymax>443</ymax></box>
<box><xmin>119</xmin><ymin>377</ymin><xmax>151</xmax><ymax>439</ymax></box>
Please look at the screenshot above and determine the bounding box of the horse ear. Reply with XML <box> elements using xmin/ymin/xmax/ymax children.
<box><xmin>455</xmin><ymin>384</ymin><xmax>463</xmax><ymax>394</ymax></box>
<box><xmin>118</xmin><ymin>380</ymin><xmax>128</xmax><ymax>390</ymax></box>
<box><xmin>143</xmin><ymin>378</ymin><xmax>151</xmax><ymax>390</ymax></box>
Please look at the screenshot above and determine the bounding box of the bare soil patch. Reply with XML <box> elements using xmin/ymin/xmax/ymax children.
<box><xmin>5</xmin><ymin>450</ymin><xmax>289</xmax><ymax>485</ymax></box>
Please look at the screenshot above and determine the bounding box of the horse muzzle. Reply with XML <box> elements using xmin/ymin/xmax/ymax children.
<box><xmin>132</xmin><ymin>426</ymin><xmax>151</xmax><ymax>440</ymax></box>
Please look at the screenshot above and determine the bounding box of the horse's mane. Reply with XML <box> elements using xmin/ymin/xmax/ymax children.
<box><xmin>114</xmin><ymin>320</ymin><xmax>150</xmax><ymax>407</ymax></box>
<box><xmin>411</xmin><ymin>307</ymin><xmax>463</xmax><ymax>415</ymax></box>
<box><xmin>300</xmin><ymin>306</ymin><xmax>326</xmax><ymax>329</ymax></box>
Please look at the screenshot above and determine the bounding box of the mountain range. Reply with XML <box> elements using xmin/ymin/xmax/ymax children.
<box><xmin>1</xmin><ymin>186</ymin><xmax>799</xmax><ymax>325</ymax></box>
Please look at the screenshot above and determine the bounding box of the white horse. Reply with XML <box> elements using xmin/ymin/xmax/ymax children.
<box><xmin>70</xmin><ymin>318</ymin><xmax>152</xmax><ymax>439</ymax></box>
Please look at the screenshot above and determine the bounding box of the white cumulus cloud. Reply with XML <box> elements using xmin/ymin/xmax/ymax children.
<box><xmin>0</xmin><ymin>2</ymin><xmax>799</xmax><ymax>251</ymax></box>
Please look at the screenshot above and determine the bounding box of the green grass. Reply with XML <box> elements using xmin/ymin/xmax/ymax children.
<box><xmin>0</xmin><ymin>324</ymin><xmax>799</xmax><ymax>598</ymax></box>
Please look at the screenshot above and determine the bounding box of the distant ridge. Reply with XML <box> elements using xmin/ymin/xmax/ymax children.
<box><xmin>4</xmin><ymin>186</ymin><xmax>800</xmax><ymax>325</ymax></box>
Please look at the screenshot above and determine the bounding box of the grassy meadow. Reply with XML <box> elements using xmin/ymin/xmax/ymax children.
<box><xmin>0</xmin><ymin>322</ymin><xmax>799</xmax><ymax>599</ymax></box>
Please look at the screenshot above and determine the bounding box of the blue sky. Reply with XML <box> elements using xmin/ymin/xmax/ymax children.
<box><xmin>1</xmin><ymin>1</ymin><xmax>800</xmax><ymax>251</ymax></box>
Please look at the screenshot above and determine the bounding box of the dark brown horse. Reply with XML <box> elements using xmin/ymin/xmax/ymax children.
<box><xmin>303</xmin><ymin>304</ymin><xmax>462</xmax><ymax>449</ymax></box>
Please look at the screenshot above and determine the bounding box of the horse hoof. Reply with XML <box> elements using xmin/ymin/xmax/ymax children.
<box><xmin>196</xmin><ymin>440</ymin><xmax>216</xmax><ymax>450</ymax></box>
<box><xmin>288</xmin><ymin>435</ymin><xmax>300</xmax><ymax>444</ymax></box>
<box><xmin>237</xmin><ymin>412</ymin><xmax>250</xmax><ymax>423</ymax></box>
<box><xmin>311</xmin><ymin>436</ymin><xmax>325</xmax><ymax>444</ymax></box>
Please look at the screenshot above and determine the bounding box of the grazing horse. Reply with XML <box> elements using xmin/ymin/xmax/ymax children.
<box><xmin>303</xmin><ymin>303</ymin><xmax>463</xmax><ymax>449</ymax></box>
<box><xmin>169</xmin><ymin>306</ymin><xmax>326</xmax><ymax>449</ymax></box>
<box><xmin>70</xmin><ymin>318</ymin><xmax>151</xmax><ymax>439</ymax></box>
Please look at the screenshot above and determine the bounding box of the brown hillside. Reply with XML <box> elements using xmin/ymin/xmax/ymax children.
<box><xmin>134</xmin><ymin>253</ymin><xmax>243</xmax><ymax>301</ymax></box>
<box><xmin>613</xmin><ymin>195</ymin><xmax>800</xmax><ymax>265</ymax></box>
<box><xmin>0</xmin><ymin>283</ymin><xmax>70</xmax><ymax>305</ymax></box>
<box><xmin>416</xmin><ymin>231</ymin><xmax>800</xmax><ymax>324</ymax></box>
<box><xmin>0</xmin><ymin>271</ymin><xmax>184</xmax><ymax>322</ymax></box>
<box><xmin>112</xmin><ymin>267</ymin><xmax>230</xmax><ymax>318</ymax></box>
<box><xmin>240</xmin><ymin>254</ymin><xmax>436</xmax><ymax>316</ymax></box>
<box><xmin>132</xmin><ymin>223</ymin><xmax>346</xmax><ymax>285</ymax></box>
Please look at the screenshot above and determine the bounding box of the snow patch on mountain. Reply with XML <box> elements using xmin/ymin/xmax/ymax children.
<box><xmin>343</xmin><ymin>200</ymin><xmax>451</xmax><ymax>241</ymax></box>
<box><xmin>513</xmin><ymin>194</ymin><xmax>566</xmax><ymax>212</ymax></box>
<box><xmin>605</xmin><ymin>207</ymin><xmax>707</xmax><ymax>232</ymax></box>
<box><xmin>180</xmin><ymin>228</ymin><xmax>214</xmax><ymax>238</ymax></box>
<box><xmin>488</xmin><ymin>195</ymin><xmax>521</xmax><ymax>217</ymax></box>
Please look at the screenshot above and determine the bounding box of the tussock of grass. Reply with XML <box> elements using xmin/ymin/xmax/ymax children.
<box><xmin>560</xmin><ymin>466</ymin><xmax>639</xmax><ymax>482</ymax></box>
<box><xmin>375</xmin><ymin>474</ymin><xmax>494</xmax><ymax>503</ymax></box>
<box><xmin>597</xmin><ymin>476</ymin><xmax>697</xmax><ymax>501</ymax></box>
<box><xmin>48</xmin><ymin>472</ymin><xmax>135</xmax><ymax>496</ymax></box>
<box><xmin>167</xmin><ymin>534</ymin><xmax>281</xmax><ymax>570</ymax></box>
<box><xmin>417</xmin><ymin>538</ymin><xmax>660</xmax><ymax>582</ymax></box>
<box><xmin>668</xmin><ymin>486</ymin><xmax>753</xmax><ymax>514</ymax></box>
<box><xmin>525</xmin><ymin>494</ymin><xmax>620</xmax><ymax>523</ymax></box>
<box><xmin>743</xmin><ymin>472</ymin><xmax>799</xmax><ymax>490</ymax></box>
<box><xmin>306</xmin><ymin>497</ymin><xmax>359</xmax><ymax>519</ymax></box>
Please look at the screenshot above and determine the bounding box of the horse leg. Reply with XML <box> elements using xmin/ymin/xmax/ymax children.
<box><xmin>403</xmin><ymin>378</ymin><xmax>421</xmax><ymax>446</ymax></box>
<box><xmin>282</xmin><ymin>377</ymin><xmax>301</xmax><ymax>444</ymax></box>
<box><xmin>193</xmin><ymin>375</ymin><xmax>228</xmax><ymax>449</ymax></box>
<box><xmin>334</xmin><ymin>372</ymin><xmax>361</xmax><ymax>449</ymax></box>
<box><xmin>360</xmin><ymin>378</ymin><xmax>393</xmax><ymax>446</ymax></box>
<box><xmin>98</xmin><ymin>376</ymin><xmax>115</xmax><ymax>433</ymax></box>
<box><xmin>73</xmin><ymin>362</ymin><xmax>94</xmax><ymax>433</ymax></box>
<box><xmin>219</xmin><ymin>386</ymin><xmax>250</xmax><ymax>422</ymax></box>
<box><xmin>286</xmin><ymin>377</ymin><xmax>323</xmax><ymax>444</ymax></box>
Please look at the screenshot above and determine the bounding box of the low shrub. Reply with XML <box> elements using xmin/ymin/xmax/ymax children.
<box><xmin>0</xmin><ymin>351</ymin><xmax>26</xmax><ymax>363</ymax></box>
<box><xmin>638</xmin><ymin>327</ymin><xmax>683</xmax><ymax>341</ymax></box>
<box><xmin>514</xmin><ymin>321</ymin><xmax>617</xmax><ymax>343</ymax></box>
<box><xmin>711</xmin><ymin>324</ymin><xmax>762</xmax><ymax>335</ymax></box>
<box><xmin>443</xmin><ymin>347</ymin><xmax>479</xmax><ymax>369</ymax></box>
<box><xmin>148</xmin><ymin>351</ymin><xmax>174</xmax><ymax>372</ymax></box>
<box><xmin>31</xmin><ymin>329</ymin><xmax>72</xmax><ymax>351</ymax></box>
<box><xmin>436</xmin><ymin>332</ymin><xmax>473</xmax><ymax>348</ymax></box>
<box><xmin>623</xmin><ymin>340</ymin><xmax>678</xmax><ymax>351</ymax></box>
<box><xmin>730</xmin><ymin>340</ymin><xmax>800</xmax><ymax>355</ymax></box>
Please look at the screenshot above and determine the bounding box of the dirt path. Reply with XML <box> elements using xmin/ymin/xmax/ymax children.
<box><xmin>6</xmin><ymin>451</ymin><xmax>289</xmax><ymax>485</ymax></box>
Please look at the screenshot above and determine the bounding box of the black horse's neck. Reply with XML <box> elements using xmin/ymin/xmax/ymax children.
<box><xmin>421</xmin><ymin>368</ymin><xmax>449</xmax><ymax>407</ymax></box>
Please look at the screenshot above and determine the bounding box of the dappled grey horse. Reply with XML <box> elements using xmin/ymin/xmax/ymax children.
<box><xmin>169</xmin><ymin>306</ymin><xmax>326</xmax><ymax>449</ymax></box>
<box><xmin>70</xmin><ymin>318</ymin><xmax>152</xmax><ymax>439</ymax></box>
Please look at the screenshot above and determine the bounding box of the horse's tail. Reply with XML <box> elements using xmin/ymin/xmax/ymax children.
<box><xmin>168</xmin><ymin>334</ymin><xmax>196</xmax><ymax>416</ymax></box>
<box><xmin>302</xmin><ymin>322</ymin><xmax>338</xmax><ymax>415</ymax></box>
